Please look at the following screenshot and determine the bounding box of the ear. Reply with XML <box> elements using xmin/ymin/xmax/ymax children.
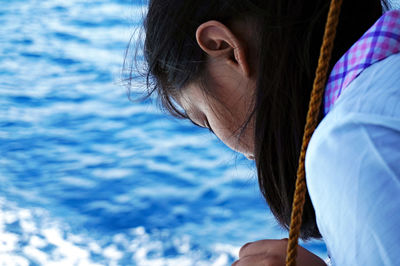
<box><xmin>196</xmin><ymin>20</ymin><xmax>250</xmax><ymax>77</ymax></box>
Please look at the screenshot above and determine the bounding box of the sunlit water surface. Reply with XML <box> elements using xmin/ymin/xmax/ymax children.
<box><xmin>0</xmin><ymin>0</ymin><xmax>326</xmax><ymax>265</ymax></box>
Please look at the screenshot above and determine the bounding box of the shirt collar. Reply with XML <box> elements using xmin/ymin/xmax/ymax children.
<box><xmin>324</xmin><ymin>10</ymin><xmax>400</xmax><ymax>115</ymax></box>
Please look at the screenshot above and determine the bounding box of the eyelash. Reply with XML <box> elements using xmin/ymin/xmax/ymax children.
<box><xmin>204</xmin><ymin>119</ymin><xmax>214</xmax><ymax>133</ymax></box>
<box><xmin>189</xmin><ymin>119</ymin><xmax>213</xmax><ymax>133</ymax></box>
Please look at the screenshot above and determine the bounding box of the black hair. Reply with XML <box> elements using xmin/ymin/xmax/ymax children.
<box><xmin>130</xmin><ymin>0</ymin><xmax>384</xmax><ymax>239</ymax></box>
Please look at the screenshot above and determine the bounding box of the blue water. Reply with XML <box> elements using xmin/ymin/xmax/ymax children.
<box><xmin>0</xmin><ymin>0</ymin><xmax>326</xmax><ymax>265</ymax></box>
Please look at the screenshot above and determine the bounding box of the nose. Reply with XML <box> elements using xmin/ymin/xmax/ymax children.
<box><xmin>245</xmin><ymin>154</ymin><xmax>255</xmax><ymax>160</ymax></box>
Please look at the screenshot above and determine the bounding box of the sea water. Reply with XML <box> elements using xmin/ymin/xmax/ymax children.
<box><xmin>0</xmin><ymin>0</ymin><xmax>326</xmax><ymax>265</ymax></box>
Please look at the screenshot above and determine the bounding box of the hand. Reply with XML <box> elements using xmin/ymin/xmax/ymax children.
<box><xmin>232</xmin><ymin>239</ymin><xmax>326</xmax><ymax>266</ymax></box>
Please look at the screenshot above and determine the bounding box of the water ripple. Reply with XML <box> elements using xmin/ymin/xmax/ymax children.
<box><xmin>0</xmin><ymin>0</ymin><xmax>327</xmax><ymax>264</ymax></box>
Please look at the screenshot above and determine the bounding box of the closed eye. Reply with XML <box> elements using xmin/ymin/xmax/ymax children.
<box><xmin>189</xmin><ymin>118</ymin><xmax>214</xmax><ymax>133</ymax></box>
<box><xmin>204</xmin><ymin>119</ymin><xmax>214</xmax><ymax>134</ymax></box>
<box><xmin>189</xmin><ymin>118</ymin><xmax>203</xmax><ymax>128</ymax></box>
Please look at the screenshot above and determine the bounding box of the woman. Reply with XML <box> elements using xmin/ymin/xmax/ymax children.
<box><xmin>134</xmin><ymin>0</ymin><xmax>400</xmax><ymax>264</ymax></box>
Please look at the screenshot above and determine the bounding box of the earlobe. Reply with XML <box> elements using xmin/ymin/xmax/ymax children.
<box><xmin>196</xmin><ymin>20</ymin><xmax>250</xmax><ymax>77</ymax></box>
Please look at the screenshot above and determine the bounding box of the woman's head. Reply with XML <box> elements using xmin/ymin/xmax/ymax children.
<box><xmin>142</xmin><ymin>1</ymin><xmax>261</xmax><ymax>160</ymax></box>
<box><xmin>175</xmin><ymin>19</ymin><xmax>258</xmax><ymax>159</ymax></box>
<box><xmin>138</xmin><ymin>0</ymin><xmax>384</xmax><ymax>239</ymax></box>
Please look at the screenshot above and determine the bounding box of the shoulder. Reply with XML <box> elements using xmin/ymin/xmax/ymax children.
<box><xmin>306</xmin><ymin>52</ymin><xmax>400</xmax><ymax>180</ymax></box>
<box><xmin>307</xmin><ymin>52</ymin><xmax>400</xmax><ymax>174</ymax></box>
<box><xmin>305</xmin><ymin>52</ymin><xmax>400</xmax><ymax>265</ymax></box>
<box><xmin>308</xmin><ymin>52</ymin><xmax>400</xmax><ymax>167</ymax></box>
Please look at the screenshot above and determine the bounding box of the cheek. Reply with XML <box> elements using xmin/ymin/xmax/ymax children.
<box><xmin>215</xmin><ymin>129</ymin><xmax>242</xmax><ymax>153</ymax></box>
<box><xmin>207</xmin><ymin>115</ymin><xmax>236</xmax><ymax>149</ymax></box>
<box><xmin>204</xmin><ymin>88</ymin><xmax>255</xmax><ymax>156</ymax></box>
<box><xmin>208</xmin><ymin>115</ymin><xmax>254</xmax><ymax>156</ymax></box>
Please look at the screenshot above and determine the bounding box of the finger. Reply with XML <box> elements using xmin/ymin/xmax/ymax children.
<box><xmin>232</xmin><ymin>253</ymin><xmax>283</xmax><ymax>266</ymax></box>
<box><xmin>239</xmin><ymin>239</ymin><xmax>287</xmax><ymax>258</ymax></box>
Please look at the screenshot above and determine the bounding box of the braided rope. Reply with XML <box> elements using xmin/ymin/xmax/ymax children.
<box><xmin>285</xmin><ymin>0</ymin><xmax>343</xmax><ymax>265</ymax></box>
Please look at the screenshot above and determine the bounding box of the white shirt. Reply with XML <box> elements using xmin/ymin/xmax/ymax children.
<box><xmin>305</xmin><ymin>53</ymin><xmax>400</xmax><ymax>265</ymax></box>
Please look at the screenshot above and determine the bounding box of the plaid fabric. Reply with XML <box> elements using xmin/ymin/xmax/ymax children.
<box><xmin>324</xmin><ymin>10</ymin><xmax>400</xmax><ymax>114</ymax></box>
